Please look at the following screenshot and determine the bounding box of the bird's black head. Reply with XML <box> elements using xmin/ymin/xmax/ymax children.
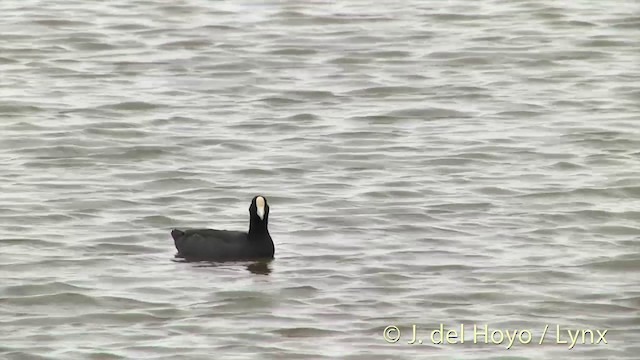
<box><xmin>249</xmin><ymin>195</ymin><xmax>269</xmax><ymax>223</ymax></box>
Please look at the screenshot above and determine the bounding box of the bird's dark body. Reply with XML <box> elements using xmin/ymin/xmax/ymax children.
<box><xmin>171</xmin><ymin>195</ymin><xmax>275</xmax><ymax>262</ymax></box>
<box><xmin>171</xmin><ymin>228</ymin><xmax>274</xmax><ymax>261</ymax></box>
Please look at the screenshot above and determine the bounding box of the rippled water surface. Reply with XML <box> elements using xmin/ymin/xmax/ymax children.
<box><xmin>1</xmin><ymin>0</ymin><xmax>639</xmax><ymax>359</ymax></box>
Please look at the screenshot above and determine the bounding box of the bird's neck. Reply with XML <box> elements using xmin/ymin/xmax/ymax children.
<box><xmin>248</xmin><ymin>221</ymin><xmax>269</xmax><ymax>240</ymax></box>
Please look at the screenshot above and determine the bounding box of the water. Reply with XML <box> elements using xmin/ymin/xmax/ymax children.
<box><xmin>1</xmin><ymin>0</ymin><xmax>639</xmax><ymax>359</ymax></box>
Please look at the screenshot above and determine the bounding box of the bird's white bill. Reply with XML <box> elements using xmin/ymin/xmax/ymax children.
<box><xmin>256</xmin><ymin>196</ymin><xmax>265</xmax><ymax>220</ymax></box>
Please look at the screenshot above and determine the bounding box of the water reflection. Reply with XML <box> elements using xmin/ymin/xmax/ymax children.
<box><xmin>246</xmin><ymin>261</ymin><xmax>272</xmax><ymax>275</ymax></box>
<box><xmin>172</xmin><ymin>255</ymin><xmax>272</xmax><ymax>275</ymax></box>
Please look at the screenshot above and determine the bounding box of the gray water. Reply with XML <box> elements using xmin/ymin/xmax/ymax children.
<box><xmin>1</xmin><ymin>0</ymin><xmax>639</xmax><ymax>359</ymax></box>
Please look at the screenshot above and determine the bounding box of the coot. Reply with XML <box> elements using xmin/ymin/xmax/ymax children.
<box><xmin>171</xmin><ymin>195</ymin><xmax>274</xmax><ymax>261</ymax></box>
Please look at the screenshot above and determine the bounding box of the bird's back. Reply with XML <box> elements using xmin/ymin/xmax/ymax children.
<box><xmin>172</xmin><ymin>228</ymin><xmax>251</xmax><ymax>260</ymax></box>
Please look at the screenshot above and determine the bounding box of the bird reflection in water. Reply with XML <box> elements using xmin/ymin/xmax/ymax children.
<box><xmin>245</xmin><ymin>261</ymin><xmax>271</xmax><ymax>275</ymax></box>
<box><xmin>172</xmin><ymin>255</ymin><xmax>272</xmax><ymax>275</ymax></box>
